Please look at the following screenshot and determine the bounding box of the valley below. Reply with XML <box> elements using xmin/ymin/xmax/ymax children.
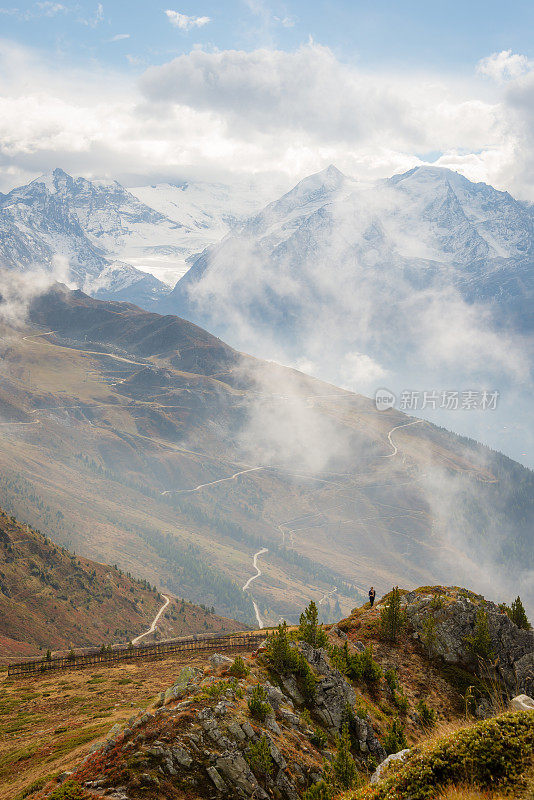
<box><xmin>0</xmin><ymin>285</ymin><xmax>530</xmax><ymax>629</ymax></box>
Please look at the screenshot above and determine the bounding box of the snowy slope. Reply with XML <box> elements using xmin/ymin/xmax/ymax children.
<box><xmin>0</xmin><ymin>168</ymin><xmax>171</xmax><ymax>306</ymax></box>
<box><xmin>130</xmin><ymin>176</ymin><xmax>287</xmax><ymax>283</ymax></box>
<box><xmin>167</xmin><ymin>165</ymin><xmax>534</xmax><ymax>464</ymax></box>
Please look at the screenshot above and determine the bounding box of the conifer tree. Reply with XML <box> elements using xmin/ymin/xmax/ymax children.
<box><xmin>298</xmin><ymin>600</ymin><xmax>328</xmax><ymax>648</ymax></box>
<box><xmin>380</xmin><ymin>587</ymin><xmax>405</xmax><ymax>642</ymax></box>
<box><xmin>331</xmin><ymin>723</ymin><xmax>358</xmax><ymax>789</ymax></box>
<box><xmin>509</xmin><ymin>597</ymin><xmax>531</xmax><ymax>630</ymax></box>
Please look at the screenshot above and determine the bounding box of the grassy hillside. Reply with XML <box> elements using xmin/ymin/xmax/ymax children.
<box><xmin>0</xmin><ymin>507</ymin><xmax>242</xmax><ymax>660</ymax></box>
<box><xmin>6</xmin><ymin>587</ymin><xmax>531</xmax><ymax>800</ymax></box>
<box><xmin>0</xmin><ymin>284</ymin><xmax>531</xmax><ymax>626</ymax></box>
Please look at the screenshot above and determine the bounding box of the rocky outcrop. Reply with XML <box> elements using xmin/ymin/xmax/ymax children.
<box><xmin>293</xmin><ymin>642</ymin><xmax>386</xmax><ymax>762</ymax></box>
<box><xmin>404</xmin><ymin>588</ymin><xmax>534</xmax><ymax>694</ymax></box>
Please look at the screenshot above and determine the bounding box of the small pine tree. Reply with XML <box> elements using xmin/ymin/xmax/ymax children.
<box><xmin>247</xmin><ymin>685</ymin><xmax>271</xmax><ymax>721</ymax></box>
<box><xmin>246</xmin><ymin>734</ymin><xmax>273</xmax><ymax>776</ymax></box>
<box><xmin>416</xmin><ymin>699</ymin><xmax>436</xmax><ymax>729</ymax></box>
<box><xmin>331</xmin><ymin>722</ymin><xmax>358</xmax><ymax>789</ymax></box>
<box><xmin>298</xmin><ymin>601</ymin><xmax>328</xmax><ymax>648</ymax></box>
<box><xmin>266</xmin><ymin>622</ymin><xmax>298</xmax><ymax>673</ymax></box>
<box><xmin>380</xmin><ymin>587</ymin><xmax>405</xmax><ymax>643</ymax></box>
<box><xmin>44</xmin><ymin>648</ymin><xmax>52</xmax><ymax>662</ymax></box>
<box><xmin>508</xmin><ymin>597</ymin><xmax>531</xmax><ymax>630</ymax></box>
<box><xmin>229</xmin><ymin>655</ymin><xmax>250</xmax><ymax>678</ymax></box>
<box><xmin>383</xmin><ymin>717</ymin><xmax>407</xmax><ymax>754</ymax></box>
<box><xmin>466</xmin><ymin>609</ymin><xmax>494</xmax><ymax>662</ymax></box>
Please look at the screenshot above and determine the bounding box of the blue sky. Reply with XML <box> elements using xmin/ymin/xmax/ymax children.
<box><xmin>0</xmin><ymin>0</ymin><xmax>533</xmax><ymax>199</ymax></box>
<box><xmin>1</xmin><ymin>0</ymin><xmax>533</xmax><ymax>72</ymax></box>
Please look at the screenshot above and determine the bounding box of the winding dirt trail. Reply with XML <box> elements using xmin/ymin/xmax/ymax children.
<box><xmin>131</xmin><ymin>594</ymin><xmax>171</xmax><ymax>644</ymax></box>
<box><xmin>242</xmin><ymin>548</ymin><xmax>268</xmax><ymax>628</ymax></box>
<box><xmin>384</xmin><ymin>419</ymin><xmax>424</xmax><ymax>457</ymax></box>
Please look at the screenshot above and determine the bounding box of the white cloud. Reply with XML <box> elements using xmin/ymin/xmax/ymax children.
<box><xmin>0</xmin><ymin>38</ymin><xmax>534</xmax><ymax>201</ymax></box>
<box><xmin>109</xmin><ymin>33</ymin><xmax>130</xmax><ymax>42</ymax></box>
<box><xmin>277</xmin><ymin>16</ymin><xmax>296</xmax><ymax>28</ymax></box>
<box><xmin>0</xmin><ymin>1</ymin><xmax>66</xmax><ymax>19</ymax></box>
<box><xmin>164</xmin><ymin>9</ymin><xmax>210</xmax><ymax>31</ymax></box>
<box><xmin>477</xmin><ymin>50</ymin><xmax>531</xmax><ymax>83</ymax></box>
<box><xmin>80</xmin><ymin>2</ymin><xmax>103</xmax><ymax>28</ymax></box>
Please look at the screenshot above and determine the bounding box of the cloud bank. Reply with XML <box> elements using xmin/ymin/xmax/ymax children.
<box><xmin>0</xmin><ymin>39</ymin><xmax>533</xmax><ymax>200</ymax></box>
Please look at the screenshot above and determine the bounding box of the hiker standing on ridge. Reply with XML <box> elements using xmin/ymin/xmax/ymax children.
<box><xmin>369</xmin><ymin>586</ymin><xmax>376</xmax><ymax>607</ymax></box>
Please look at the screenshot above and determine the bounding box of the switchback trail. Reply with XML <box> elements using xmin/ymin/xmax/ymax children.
<box><xmin>161</xmin><ymin>466</ymin><xmax>267</xmax><ymax>495</ymax></box>
<box><xmin>242</xmin><ymin>548</ymin><xmax>268</xmax><ymax>629</ymax></box>
<box><xmin>131</xmin><ymin>594</ymin><xmax>171</xmax><ymax>644</ymax></box>
<box><xmin>385</xmin><ymin>419</ymin><xmax>424</xmax><ymax>457</ymax></box>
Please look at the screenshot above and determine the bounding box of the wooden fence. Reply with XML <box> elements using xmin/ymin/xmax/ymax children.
<box><xmin>7</xmin><ymin>630</ymin><xmax>268</xmax><ymax>678</ymax></box>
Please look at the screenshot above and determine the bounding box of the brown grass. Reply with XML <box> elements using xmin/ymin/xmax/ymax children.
<box><xmin>0</xmin><ymin>645</ymin><xmax>260</xmax><ymax>800</ymax></box>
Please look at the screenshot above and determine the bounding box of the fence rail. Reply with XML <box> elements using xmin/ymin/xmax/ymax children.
<box><xmin>7</xmin><ymin>630</ymin><xmax>268</xmax><ymax>678</ymax></box>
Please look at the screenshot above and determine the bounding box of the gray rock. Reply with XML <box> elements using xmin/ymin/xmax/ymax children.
<box><xmin>405</xmin><ymin>589</ymin><xmax>534</xmax><ymax>693</ymax></box>
<box><xmin>216</xmin><ymin>752</ymin><xmax>269</xmax><ymax>799</ymax></box>
<box><xmin>172</xmin><ymin>745</ymin><xmax>193</xmax><ymax>767</ymax></box>
<box><xmin>228</xmin><ymin>721</ymin><xmax>247</xmax><ymax>742</ymax></box>
<box><xmin>278</xmin><ymin>709</ymin><xmax>301</xmax><ymax>727</ymax></box>
<box><xmin>207</xmin><ymin>766</ymin><xmax>227</xmax><ymax>792</ymax></box>
<box><xmin>209</xmin><ymin>653</ymin><xmax>234</xmax><ymax>670</ymax></box>
<box><xmin>241</xmin><ymin>721</ymin><xmax>256</xmax><ymax>739</ymax></box>
<box><xmin>265</xmin><ymin>683</ymin><xmax>285</xmax><ymax>709</ymax></box>
<box><xmin>297</xmin><ymin>642</ymin><xmax>386</xmax><ymax>762</ymax></box>
<box><xmin>371</xmin><ymin>749</ymin><xmax>410</xmax><ymax>784</ymax></box>
<box><xmin>510</xmin><ymin>693</ymin><xmax>534</xmax><ymax>712</ymax></box>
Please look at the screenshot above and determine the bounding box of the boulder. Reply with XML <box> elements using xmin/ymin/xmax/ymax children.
<box><xmin>370</xmin><ymin>749</ymin><xmax>410</xmax><ymax>784</ymax></box>
<box><xmin>215</xmin><ymin>751</ymin><xmax>269</xmax><ymax>799</ymax></box>
<box><xmin>209</xmin><ymin>654</ymin><xmax>234</xmax><ymax>670</ymax></box>
<box><xmin>510</xmin><ymin>694</ymin><xmax>534</xmax><ymax>712</ymax></box>
<box><xmin>207</xmin><ymin>765</ymin><xmax>227</xmax><ymax>792</ymax></box>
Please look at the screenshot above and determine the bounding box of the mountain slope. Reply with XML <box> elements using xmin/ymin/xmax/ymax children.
<box><xmin>0</xmin><ymin>168</ymin><xmax>172</xmax><ymax>306</ymax></box>
<box><xmin>166</xmin><ymin>164</ymin><xmax>534</xmax><ymax>464</ymax></box>
<box><xmin>0</xmin><ymin>284</ymin><xmax>531</xmax><ymax>624</ymax></box>
<box><xmin>0</xmin><ymin>505</ymin><xmax>241</xmax><ymax>660</ymax></box>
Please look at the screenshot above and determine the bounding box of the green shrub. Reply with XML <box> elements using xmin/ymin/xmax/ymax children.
<box><xmin>298</xmin><ymin>600</ymin><xmax>328</xmax><ymax>648</ymax></box>
<box><xmin>266</xmin><ymin>623</ymin><xmax>317</xmax><ymax>703</ymax></box>
<box><xmin>205</xmin><ymin>680</ymin><xmax>233</xmax><ymax>699</ymax></box>
<box><xmin>362</xmin><ymin>711</ymin><xmax>534</xmax><ymax>799</ymax></box>
<box><xmin>310</xmin><ymin>725</ymin><xmax>328</xmax><ymax>750</ymax></box>
<box><xmin>360</xmin><ymin>645</ymin><xmax>382</xmax><ymax>685</ymax></box>
<box><xmin>392</xmin><ymin>689</ymin><xmax>409</xmax><ymax>715</ymax></box>
<box><xmin>246</xmin><ymin>734</ymin><xmax>273</xmax><ymax>776</ymax></box>
<box><xmin>266</xmin><ymin>622</ymin><xmax>300</xmax><ymax>673</ymax></box>
<box><xmin>416</xmin><ymin>699</ymin><xmax>436</xmax><ymax>729</ymax></box>
<box><xmin>380</xmin><ymin>587</ymin><xmax>405</xmax><ymax>643</ymax></box>
<box><xmin>384</xmin><ymin>668</ymin><xmax>398</xmax><ymax>693</ymax></box>
<box><xmin>329</xmin><ymin>642</ymin><xmax>381</xmax><ymax>686</ymax></box>
<box><xmin>383</xmin><ymin>717</ymin><xmax>407</xmax><ymax>754</ymax></box>
<box><xmin>248</xmin><ymin>685</ymin><xmax>271</xmax><ymax>721</ymax></box>
<box><xmin>465</xmin><ymin>609</ymin><xmax>494</xmax><ymax>663</ymax></box>
<box><xmin>303</xmin><ymin>780</ymin><xmax>334</xmax><ymax>800</ymax></box>
<box><xmin>49</xmin><ymin>782</ymin><xmax>87</xmax><ymax>800</ymax></box>
<box><xmin>229</xmin><ymin>655</ymin><xmax>250</xmax><ymax>678</ymax></box>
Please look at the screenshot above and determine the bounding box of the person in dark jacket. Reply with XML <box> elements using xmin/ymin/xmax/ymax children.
<box><xmin>369</xmin><ymin>586</ymin><xmax>376</xmax><ymax>607</ymax></box>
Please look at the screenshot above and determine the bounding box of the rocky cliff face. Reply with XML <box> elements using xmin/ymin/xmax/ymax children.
<box><xmin>50</xmin><ymin>642</ymin><xmax>386</xmax><ymax>800</ymax></box>
<box><xmin>404</xmin><ymin>587</ymin><xmax>534</xmax><ymax>696</ymax></box>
